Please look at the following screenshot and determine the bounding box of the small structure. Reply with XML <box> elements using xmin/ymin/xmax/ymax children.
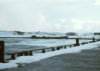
<box><xmin>94</xmin><ymin>33</ymin><xmax>100</xmax><ymax>35</ymax></box>
<box><xmin>66</xmin><ymin>32</ymin><xmax>77</xmax><ymax>36</ymax></box>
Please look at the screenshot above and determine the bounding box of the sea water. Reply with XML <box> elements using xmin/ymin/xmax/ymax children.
<box><xmin>0</xmin><ymin>38</ymin><xmax>91</xmax><ymax>59</ymax></box>
<box><xmin>0</xmin><ymin>38</ymin><xmax>99</xmax><ymax>70</ymax></box>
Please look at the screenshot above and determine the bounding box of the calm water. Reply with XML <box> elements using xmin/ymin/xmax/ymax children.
<box><xmin>0</xmin><ymin>38</ymin><xmax>91</xmax><ymax>59</ymax></box>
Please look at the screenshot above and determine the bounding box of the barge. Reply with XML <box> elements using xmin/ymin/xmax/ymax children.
<box><xmin>31</xmin><ymin>35</ymin><xmax>68</xmax><ymax>39</ymax></box>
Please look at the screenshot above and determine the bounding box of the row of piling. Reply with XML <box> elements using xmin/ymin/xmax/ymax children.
<box><xmin>0</xmin><ymin>38</ymin><xmax>99</xmax><ymax>63</ymax></box>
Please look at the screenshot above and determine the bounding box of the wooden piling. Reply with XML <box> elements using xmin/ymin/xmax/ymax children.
<box><xmin>17</xmin><ymin>53</ymin><xmax>20</xmax><ymax>57</ymax></box>
<box><xmin>64</xmin><ymin>46</ymin><xmax>66</xmax><ymax>49</ymax></box>
<box><xmin>7</xmin><ymin>38</ymin><xmax>98</xmax><ymax>60</ymax></box>
<box><xmin>24</xmin><ymin>52</ymin><xmax>28</xmax><ymax>56</ymax></box>
<box><xmin>56</xmin><ymin>47</ymin><xmax>60</xmax><ymax>50</ymax></box>
<box><xmin>76</xmin><ymin>38</ymin><xmax>79</xmax><ymax>46</ymax></box>
<box><xmin>0</xmin><ymin>41</ymin><xmax>4</xmax><ymax>62</ymax></box>
<box><xmin>29</xmin><ymin>51</ymin><xmax>33</xmax><ymax>56</ymax></box>
<box><xmin>93</xmin><ymin>37</ymin><xmax>95</xmax><ymax>42</ymax></box>
<box><xmin>20</xmin><ymin>53</ymin><xmax>23</xmax><ymax>56</ymax></box>
<box><xmin>70</xmin><ymin>45</ymin><xmax>71</xmax><ymax>47</ymax></box>
<box><xmin>11</xmin><ymin>54</ymin><xmax>15</xmax><ymax>59</ymax></box>
<box><xmin>52</xmin><ymin>47</ymin><xmax>55</xmax><ymax>51</ymax></box>
<box><xmin>42</xmin><ymin>49</ymin><xmax>45</xmax><ymax>53</ymax></box>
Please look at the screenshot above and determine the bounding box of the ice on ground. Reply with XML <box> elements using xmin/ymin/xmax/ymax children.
<box><xmin>0</xmin><ymin>41</ymin><xmax>100</xmax><ymax>70</ymax></box>
<box><xmin>0</xmin><ymin>63</ymin><xmax>17</xmax><ymax>69</ymax></box>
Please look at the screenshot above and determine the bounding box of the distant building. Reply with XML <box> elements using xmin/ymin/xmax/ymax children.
<box><xmin>66</xmin><ymin>32</ymin><xmax>77</xmax><ymax>36</ymax></box>
<box><xmin>94</xmin><ymin>33</ymin><xmax>100</xmax><ymax>35</ymax></box>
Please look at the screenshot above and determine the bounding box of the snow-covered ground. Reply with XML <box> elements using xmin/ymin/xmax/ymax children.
<box><xmin>0</xmin><ymin>41</ymin><xmax>100</xmax><ymax>70</ymax></box>
<box><xmin>0</xmin><ymin>31</ymin><xmax>66</xmax><ymax>37</ymax></box>
<box><xmin>0</xmin><ymin>31</ymin><xmax>100</xmax><ymax>39</ymax></box>
<box><xmin>0</xmin><ymin>31</ymin><xmax>100</xmax><ymax>70</ymax></box>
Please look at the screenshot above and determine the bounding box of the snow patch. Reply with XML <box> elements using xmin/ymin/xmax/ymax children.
<box><xmin>0</xmin><ymin>41</ymin><xmax>100</xmax><ymax>70</ymax></box>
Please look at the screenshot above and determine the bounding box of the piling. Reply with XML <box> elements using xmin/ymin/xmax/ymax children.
<box><xmin>24</xmin><ymin>52</ymin><xmax>28</xmax><ymax>56</ymax></box>
<box><xmin>42</xmin><ymin>49</ymin><xmax>45</xmax><ymax>53</ymax></box>
<box><xmin>29</xmin><ymin>51</ymin><xmax>33</xmax><ymax>56</ymax></box>
<box><xmin>52</xmin><ymin>47</ymin><xmax>55</xmax><ymax>51</ymax></box>
<box><xmin>0</xmin><ymin>41</ymin><xmax>4</xmax><ymax>63</ymax></box>
<box><xmin>17</xmin><ymin>53</ymin><xmax>20</xmax><ymax>57</ymax></box>
<box><xmin>64</xmin><ymin>46</ymin><xmax>66</xmax><ymax>49</ymax></box>
<box><xmin>93</xmin><ymin>37</ymin><xmax>95</xmax><ymax>42</ymax></box>
<box><xmin>56</xmin><ymin>47</ymin><xmax>60</xmax><ymax>50</ymax></box>
<box><xmin>70</xmin><ymin>45</ymin><xmax>71</xmax><ymax>47</ymax></box>
<box><xmin>11</xmin><ymin>54</ymin><xmax>15</xmax><ymax>60</ymax></box>
<box><xmin>75</xmin><ymin>38</ymin><xmax>80</xmax><ymax>46</ymax></box>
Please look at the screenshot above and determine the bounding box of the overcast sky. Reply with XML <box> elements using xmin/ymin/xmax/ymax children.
<box><xmin>0</xmin><ymin>0</ymin><xmax>100</xmax><ymax>33</ymax></box>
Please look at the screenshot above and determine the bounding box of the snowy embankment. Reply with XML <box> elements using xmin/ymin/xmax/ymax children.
<box><xmin>68</xmin><ymin>33</ymin><xmax>100</xmax><ymax>39</ymax></box>
<box><xmin>0</xmin><ymin>31</ymin><xmax>100</xmax><ymax>39</ymax></box>
<box><xmin>0</xmin><ymin>41</ymin><xmax>100</xmax><ymax>70</ymax></box>
<box><xmin>0</xmin><ymin>31</ymin><xmax>66</xmax><ymax>37</ymax></box>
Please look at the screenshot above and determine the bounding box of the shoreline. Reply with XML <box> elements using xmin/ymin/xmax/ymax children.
<box><xmin>1</xmin><ymin>45</ymin><xmax>100</xmax><ymax>71</ymax></box>
<box><xmin>0</xmin><ymin>37</ymin><xmax>94</xmax><ymax>40</ymax></box>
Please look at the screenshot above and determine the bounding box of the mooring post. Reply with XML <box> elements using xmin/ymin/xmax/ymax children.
<box><xmin>64</xmin><ymin>46</ymin><xmax>66</xmax><ymax>49</ymax></box>
<box><xmin>11</xmin><ymin>54</ymin><xmax>15</xmax><ymax>60</ymax></box>
<box><xmin>17</xmin><ymin>53</ymin><xmax>20</xmax><ymax>57</ymax></box>
<box><xmin>52</xmin><ymin>47</ymin><xmax>55</xmax><ymax>51</ymax></box>
<box><xmin>29</xmin><ymin>51</ymin><xmax>33</xmax><ymax>56</ymax></box>
<box><xmin>42</xmin><ymin>49</ymin><xmax>45</xmax><ymax>53</ymax></box>
<box><xmin>24</xmin><ymin>52</ymin><xmax>28</xmax><ymax>56</ymax></box>
<box><xmin>93</xmin><ymin>37</ymin><xmax>95</xmax><ymax>42</ymax></box>
<box><xmin>0</xmin><ymin>41</ymin><xmax>4</xmax><ymax>63</ymax></box>
<box><xmin>20</xmin><ymin>53</ymin><xmax>23</xmax><ymax>56</ymax></box>
<box><xmin>76</xmin><ymin>38</ymin><xmax>80</xmax><ymax>46</ymax></box>
<box><xmin>70</xmin><ymin>45</ymin><xmax>71</xmax><ymax>47</ymax></box>
<box><xmin>56</xmin><ymin>47</ymin><xmax>60</xmax><ymax>50</ymax></box>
